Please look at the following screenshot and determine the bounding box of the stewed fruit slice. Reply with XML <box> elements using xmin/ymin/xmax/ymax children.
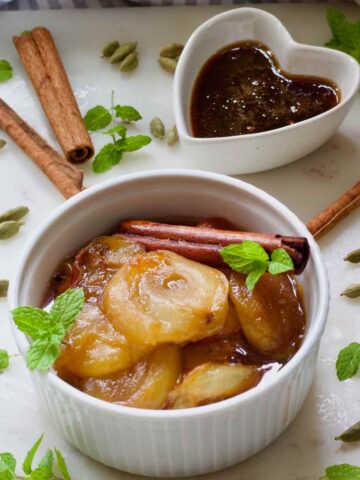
<box><xmin>229</xmin><ymin>272</ymin><xmax>305</xmax><ymax>360</ymax></box>
<box><xmin>220</xmin><ymin>300</ymin><xmax>241</xmax><ymax>335</ymax></box>
<box><xmin>82</xmin><ymin>345</ymin><xmax>182</xmax><ymax>409</ymax></box>
<box><xmin>102</xmin><ymin>250</ymin><xmax>229</xmax><ymax>345</ymax></box>
<box><xmin>55</xmin><ymin>303</ymin><xmax>150</xmax><ymax>378</ymax></box>
<box><xmin>182</xmin><ymin>302</ymin><xmax>244</xmax><ymax>371</ymax></box>
<box><xmin>167</xmin><ymin>362</ymin><xmax>261</xmax><ymax>409</ymax></box>
<box><xmin>72</xmin><ymin>236</ymin><xmax>145</xmax><ymax>302</ymax></box>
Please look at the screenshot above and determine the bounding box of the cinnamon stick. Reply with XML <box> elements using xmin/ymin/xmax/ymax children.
<box><xmin>118</xmin><ymin>220</ymin><xmax>309</xmax><ymax>273</ymax></box>
<box><xmin>196</xmin><ymin>217</ymin><xmax>236</xmax><ymax>230</ymax></box>
<box><xmin>13</xmin><ymin>28</ymin><xmax>94</xmax><ymax>164</ymax></box>
<box><xmin>116</xmin><ymin>233</ymin><xmax>230</xmax><ymax>267</ymax></box>
<box><xmin>307</xmin><ymin>180</ymin><xmax>360</xmax><ymax>239</ymax></box>
<box><xmin>0</xmin><ymin>98</ymin><xmax>83</xmax><ymax>198</ymax></box>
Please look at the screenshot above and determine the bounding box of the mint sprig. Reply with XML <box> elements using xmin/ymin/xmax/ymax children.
<box><xmin>0</xmin><ymin>60</ymin><xmax>13</xmax><ymax>84</ymax></box>
<box><xmin>0</xmin><ymin>349</ymin><xmax>9</xmax><ymax>373</ymax></box>
<box><xmin>325</xmin><ymin>463</ymin><xmax>360</xmax><ymax>479</ymax></box>
<box><xmin>12</xmin><ymin>288</ymin><xmax>84</xmax><ymax>371</ymax></box>
<box><xmin>0</xmin><ymin>452</ymin><xmax>16</xmax><ymax>480</ymax></box>
<box><xmin>336</xmin><ymin>342</ymin><xmax>360</xmax><ymax>381</ymax></box>
<box><xmin>220</xmin><ymin>241</ymin><xmax>294</xmax><ymax>290</ymax></box>
<box><xmin>0</xmin><ymin>435</ymin><xmax>71</xmax><ymax>479</ymax></box>
<box><xmin>54</xmin><ymin>450</ymin><xmax>71</xmax><ymax>480</ymax></box>
<box><xmin>83</xmin><ymin>93</ymin><xmax>151</xmax><ymax>173</ymax></box>
<box><xmin>23</xmin><ymin>435</ymin><xmax>44</xmax><ymax>475</ymax></box>
<box><xmin>325</xmin><ymin>8</ymin><xmax>360</xmax><ymax>63</ymax></box>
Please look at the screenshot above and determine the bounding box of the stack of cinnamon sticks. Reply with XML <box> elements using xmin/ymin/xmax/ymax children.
<box><xmin>0</xmin><ymin>27</ymin><xmax>93</xmax><ymax>198</ymax></box>
<box><xmin>117</xmin><ymin>219</ymin><xmax>310</xmax><ymax>274</ymax></box>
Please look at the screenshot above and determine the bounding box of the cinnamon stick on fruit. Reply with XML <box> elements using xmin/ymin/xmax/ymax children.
<box><xmin>116</xmin><ymin>233</ymin><xmax>226</xmax><ymax>267</ymax></box>
<box><xmin>118</xmin><ymin>220</ymin><xmax>309</xmax><ymax>273</ymax></box>
<box><xmin>307</xmin><ymin>180</ymin><xmax>360</xmax><ymax>239</ymax></box>
<box><xmin>13</xmin><ymin>28</ymin><xmax>94</xmax><ymax>164</ymax></box>
<box><xmin>0</xmin><ymin>98</ymin><xmax>83</xmax><ymax>198</ymax></box>
<box><xmin>196</xmin><ymin>217</ymin><xmax>237</xmax><ymax>230</ymax></box>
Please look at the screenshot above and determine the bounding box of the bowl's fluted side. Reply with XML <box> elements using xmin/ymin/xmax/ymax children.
<box><xmin>33</xmin><ymin>343</ymin><xmax>318</xmax><ymax>477</ymax></box>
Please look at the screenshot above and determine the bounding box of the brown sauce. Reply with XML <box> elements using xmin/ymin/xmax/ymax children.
<box><xmin>46</xmin><ymin>254</ymin><xmax>289</xmax><ymax>391</ymax></box>
<box><xmin>190</xmin><ymin>41</ymin><xmax>340</xmax><ymax>138</ymax></box>
<box><xmin>42</xmin><ymin>220</ymin><xmax>306</xmax><ymax>409</ymax></box>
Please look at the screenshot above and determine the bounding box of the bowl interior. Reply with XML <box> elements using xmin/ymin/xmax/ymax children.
<box><xmin>175</xmin><ymin>8</ymin><xmax>359</xmax><ymax>139</ymax></box>
<box><xmin>12</xmin><ymin>172</ymin><xmax>324</xmax><ymax>381</ymax></box>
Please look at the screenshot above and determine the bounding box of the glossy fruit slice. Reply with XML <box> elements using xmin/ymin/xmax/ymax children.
<box><xmin>82</xmin><ymin>345</ymin><xmax>182</xmax><ymax>409</ymax></box>
<box><xmin>167</xmin><ymin>362</ymin><xmax>261</xmax><ymax>409</ymax></box>
<box><xmin>72</xmin><ymin>236</ymin><xmax>145</xmax><ymax>302</ymax></box>
<box><xmin>229</xmin><ymin>272</ymin><xmax>305</xmax><ymax>360</ymax></box>
<box><xmin>55</xmin><ymin>303</ymin><xmax>150</xmax><ymax>378</ymax></box>
<box><xmin>102</xmin><ymin>250</ymin><xmax>229</xmax><ymax>345</ymax></box>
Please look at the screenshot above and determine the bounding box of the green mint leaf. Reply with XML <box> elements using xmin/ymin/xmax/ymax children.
<box><xmin>83</xmin><ymin>106</ymin><xmax>112</xmax><ymax>131</ymax></box>
<box><xmin>38</xmin><ymin>449</ymin><xmax>53</xmax><ymax>472</ymax></box>
<box><xmin>0</xmin><ymin>60</ymin><xmax>13</xmax><ymax>84</ymax></box>
<box><xmin>0</xmin><ymin>471</ymin><xmax>13</xmax><ymax>480</ymax></box>
<box><xmin>116</xmin><ymin>135</ymin><xmax>152</xmax><ymax>152</ymax></box>
<box><xmin>103</xmin><ymin>124</ymin><xmax>127</xmax><ymax>138</ymax></box>
<box><xmin>26</xmin><ymin>335</ymin><xmax>62</xmax><ymax>371</ymax></box>
<box><xmin>30</xmin><ymin>466</ymin><xmax>52</xmax><ymax>480</ymax></box>
<box><xmin>326</xmin><ymin>463</ymin><xmax>360</xmax><ymax>479</ymax></box>
<box><xmin>268</xmin><ymin>248</ymin><xmax>294</xmax><ymax>275</ymax></box>
<box><xmin>29</xmin><ymin>449</ymin><xmax>54</xmax><ymax>480</ymax></box>
<box><xmin>245</xmin><ymin>266</ymin><xmax>267</xmax><ymax>291</ymax></box>
<box><xmin>50</xmin><ymin>323</ymin><xmax>67</xmax><ymax>338</ymax></box>
<box><xmin>92</xmin><ymin>143</ymin><xmax>123</xmax><ymax>174</ymax></box>
<box><xmin>336</xmin><ymin>342</ymin><xmax>360</xmax><ymax>381</ymax></box>
<box><xmin>0</xmin><ymin>469</ymin><xmax>13</xmax><ymax>480</ymax></box>
<box><xmin>23</xmin><ymin>435</ymin><xmax>44</xmax><ymax>475</ymax></box>
<box><xmin>49</xmin><ymin>288</ymin><xmax>84</xmax><ymax>333</ymax></box>
<box><xmin>12</xmin><ymin>307</ymin><xmax>50</xmax><ymax>339</ymax></box>
<box><xmin>0</xmin><ymin>350</ymin><xmax>9</xmax><ymax>373</ymax></box>
<box><xmin>220</xmin><ymin>241</ymin><xmax>270</xmax><ymax>290</ymax></box>
<box><xmin>54</xmin><ymin>449</ymin><xmax>71</xmax><ymax>480</ymax></box>
<box><xmin>220</xmin><ymin>241</ymin><xmax>269</xmax><ymax>275</ymax></box>
<box><xmin>114</xmin><ymin>105</ymin><xmax>142</xmax><ymax>122</ymax></box>
<box><xmin>0</xmin><ymin>453</ymin><xmax>16</xmax><ymax>475</ymax></box>
<box><xmin>325</xmin><ymin>8</ymin><xmax>360</xmax><ymax>63</ymax></box>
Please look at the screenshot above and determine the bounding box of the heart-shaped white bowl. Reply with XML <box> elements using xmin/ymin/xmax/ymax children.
<box><xmin>174</xmin><ymin>8</ymin><xmax>360</xmax><ymax>175</ymax></box>
<box><xmin>9</xmin><ymin>170</ymin><xmax>329</xmax><ymax>477</ymax></box>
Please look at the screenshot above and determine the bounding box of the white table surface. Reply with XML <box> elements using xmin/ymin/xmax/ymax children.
<box><xmin>1</xmin><ymin>4</ymin><xmax>360</xmax><ymax>479</ymax></box>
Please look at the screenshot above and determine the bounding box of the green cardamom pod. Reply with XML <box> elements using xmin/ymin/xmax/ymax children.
<box><xmin>344</xmin><ymin>248</ymin><xmax>360</xmax><ymax>263</ymax></box>
<box><xmin>160</xmin><ymin>43</ymin><xmax>184</xmax><ymax>59</ymax></box>
<box><xmin>166</xmin><ymin>125</ymin><xmax>179</xmax><ymax>146</ymax></box>
<box><xmin>335</xmin><ymin>421</ymin><xmax>360</xmax><ymax>442</ymax></box>
<box><xmin>0</xmin><ymin>205</ymin><xmax>29</xmax><ymax>223</ymax></box>
<box><xmin>0</xmin><ymin>221</ymin><xmax>23</xmax><ymax>240</ymax></box>
<box><xmin>21</xmin><ymin>30</ymin><xmax>32</xmax><ymax>36</ymax></box>
<box><xmin>102</xmin><ymin>40</ymin><xmax>120</xmax><ymax>58</ymax></box>
<box><xmin>341</xmin><ymin>284</ymin><xmax>360</xmax><ymax>299</ymax></box>
<box><xmin>119</xmin><ymin>52</ymin><xmax>138</xmax><ymax>72</ymax></box>
<box><xmin>0</xmin><ymin>280</ymin><xmax>9</xmax><ymax>298</ymax></box>
<box><xmin>158</xmin><ymin>57</ymin><xmax>177</xmax><ymax>74</ymax></box>
<box><xmin>150</xmin><ymin>117</ymin><xmax>165</xmax><ymax>140</ymax></box>
<box><xmin>0</xmin><ymin>139</ymin><xmax>6</xmax><ymax>149</ymax></box>
<box><xmin>110</xmin><ymin>42</ymin><xmax>137</xmax><ymax>64</ymax></box>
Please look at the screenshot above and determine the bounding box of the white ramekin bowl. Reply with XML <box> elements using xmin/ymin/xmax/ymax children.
<box><xmin>9</xmin><ymin>170</ymin><xmax>329</xmax><ymax>477</ymax></box>
<box><xmin>174</xmin><ymin>8</ymin><xmax>360</xmax><ymax>175</ymax></box>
